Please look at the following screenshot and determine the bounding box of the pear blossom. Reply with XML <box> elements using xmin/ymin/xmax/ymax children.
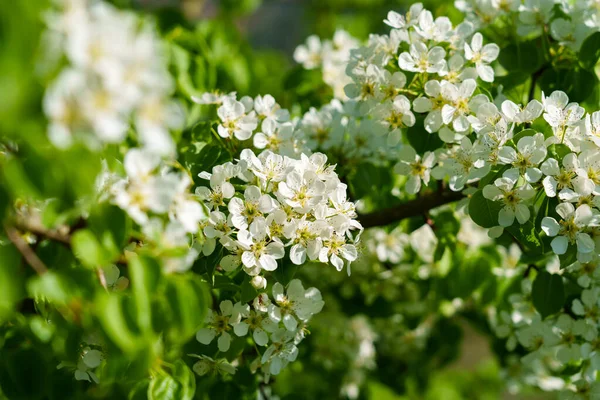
<box><xmin>196</xmin><ymin>300</ymin><xmax>241</xmax><ymax>352</ymax></box>
<box><xmin>483</xmin><ymin>173</ymin><xmax>536</xmax><ymax>227</ymax></box>
<box><xmin>217</xmin><ymin>97</ymin><xmax>259</xmax><ymax>140</ymax></box>
<box><xmin>464</xmin><ymin>32</ymin><xmax>499</xmax><ymax>82</ymax></box>
<box><xmin>394</xmin><ymin>146</ymin><xmax>435</xmax><ymax>194</ymax></box>
<box><xmin>541</xmin><ymin>203</ymin><xmax>596</xmax><ymax>256</ymax></box>
<box><xmin>268</xmin><ymin>280</ymin><xmax>324</xmax><ymax>332</ymax></box>
<box><xmin>398</xmin><ymin>42</ymin><xmax>447</xmax><ymax>74</ymax></box>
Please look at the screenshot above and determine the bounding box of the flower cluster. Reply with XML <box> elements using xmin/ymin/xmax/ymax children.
<box><xmin>197</xmin><ymin>149</ymin><xmax>362</xmax><ymax>282</ymax></box>
<box><xmin>290</xmin><ymin>3</ymin><xmax>501</xmax><ymax>166</ymax></box>
<box><xmin>457</xmin><ymin>0</ymin><xmax>600</xmax><ymax>51</ymax></box>
<box><xmin>110</xmin><ymin>149</ymin><xmax>206</xmax><ymax>272</ymax></box>
<box><xmin>489</xmin><ymin>262</ymin><xmax>600</xmax><ymax>398</ymax></box>
<box><xmin>194</xmin><ymin>280</ymin><xmax>324</xmax><ymax>376</ymax></box>
<box><xmin>294</xmin><ymin>29</ymin><xmax>360</xmax><ymax>99</ymax></box>
<box><xmin>43</xmin><ymin>0</ymin><xmax>181</xmax><ymax>154</ymax></box>
<box><xmin>192</xmin><ymin>92</ymin><xmax>307</xmax><ymax>157</ymax></box>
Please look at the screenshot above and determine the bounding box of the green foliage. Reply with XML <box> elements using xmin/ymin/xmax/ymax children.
<box><xmin>468</xmin><ymin>190</ymin><xmax>502</xmax><ymax>228</ymax></box>
<box><xmin>532</xmin><ymin>270</ymin><xmax>565</xmax><ymax>318</ymax></box>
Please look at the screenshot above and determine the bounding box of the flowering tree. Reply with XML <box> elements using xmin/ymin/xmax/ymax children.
<box><xmin>3</xmin><ymin>0</ymin><xmax>600</xmax><ymax>398</ymax></box>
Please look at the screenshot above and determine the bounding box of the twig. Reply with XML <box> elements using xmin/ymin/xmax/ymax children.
<box><xmin>258</xmin><ymin>383</ymin><xmax>270</xmax><ymax>400</ymax></box>
<box><xmin>11</xmin><ymin>217</ymin><xmax>71</xmax><ymax>245</ymax></box>
<box><xmin>358</xmin><ymin>189</ymin><xmax>465</xmax><ymax>228</ymax></box>
<box><xmin>4</xmin><ymin>226</ymin><xmax>48</xmax><ymax>275</ymax></box>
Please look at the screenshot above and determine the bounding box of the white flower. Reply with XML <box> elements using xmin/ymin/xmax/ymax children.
<box><xmin>253</xmin><ymin>120</ymin><xmax>296</xmax><ymax>154</ymax></box>
<box><xmin>540</xmin><ymin>154</ymin><xmax>592</xmax><ymax>200</ymax></box>
<box><xmin>217</xmin><ymin>97</ymin><xmax>258</xmax><ymax>140</ymax></box>
<box><xmin>203</xmin><ymin>211</ymin><xmax>233</xmax><ymax>240</ymax></box>
<box><xmin>373</xmin><ymin>95</ymin><xmax>416</xmax><ymax>146</ymax></box>
<box><xmin>464</xmin><ymin>33</ymin><xmax>499</xmax><ymax>82</ymax></box>
<box><xmin>318</xmin><ymin>233</ymin><xmax>358</xmax><ymax>272</ymax></box>
<box><xmin>414</xmin><ymin>10</ymin><xmax>452</xmax><ymax>42</ymax></box>
<box><xmin>413</xmin><ymin>80</ymin><xmax>446</xmax><ymax>133</ymax></box>
<box><xmin>196</xmin><ymin>300</ymin><xmax>241</xmax><ymax>352</ymax></box>
<box><xmin>501</xmin><ymin>100</ymin><xmax>543</xmax><ymax>124</ymax></box>
<box><xmin>398</xmin><ymin>42</ymin><xmax>447</xmax><ymax>74</ymax></box>
<box><xmin>542</xmin><ymin>91</ymin><xmax>585</xmax><ymax>141</ymax></box>
<box><xmin>583</xmin><ymin>111</ymin><xmax>600</xmax><ymax>147</ymax></box>
<box><xmin>383</xmin><ymin>4</ymin><xmax>423</xmax><ymax>29</ymax></box>
<box><xmin>367</xmin><ymin>229</ymin><xmax>408</xmax><ymax>263</ymax></box>
<box><xmin>227</xmin><ymin>185</ymin><xmax>275</xmax><ymax>230</ymax></box>
<box><xmin>572</xmin><ymin>287</ymin><xmax>600</xmax><ymax>323</ymax></box>
<box><xmin>112</xmin><ymin>149</ymin><xmax>173</xmax><ymax>224</ymax></box>
<box><xmin>435</xmin><ymin>137</ymin><xmax>490</xmax><ymax>191</ymax></box>
<box><xmin>254</xmin><ymin>94</ymin><xmax>289</xmax><ymax>123</ymax></box>
<box><xmin>196</xmin><ymin>171</ymin><xmax>235</xmax><ymax>210</ymax></box>
<box><xmin>169</xmin><ymin>174</ymin><xmax>205</xmax><ymax>233</ymax></box>
<box><xmin>553</xmin><ymin>314</ymin><xmax>585</xmax><ymax>364</ymax></box>
<box><xmin>498</xmin><ymin>132</ymin><xmax>547</xmax><ymax>182</ymax></box>
<box><xmin>190</xmin><ymin>355</ymin><xmax>236</xmax><ymax>376</ymax></box>
<box><xmin>268</xmin><ymin>280</ymin><xmax>324</xmax><ymax>331</ymax></box>
<box><xmin>283</xmin><ymin>217</ymin><xmax>325</xmax><ymax>265</ymax></box>
<box><xmin>261</xmin><ymin>328</ymin><xmax>299</xmax><ymax>375</ymax></box>
<box><xmin>277</xmin><ymin>170</ymin><xmax>326</xmax><ymax>214</ymax></box>
<box><xmin>238</xmin><ymin>218</ymin><xmax>285</xmax><ymax>273</ymax></box>
<box><xmin>394</xmin><ymin>146</ymin><xmax>435</xmax><ymax>194</ymax></box>
<box><xmin>191</xmin><ymin>91</ymin><xmax>236</xmax><ymax>105</ymax></box>
<box><xmin>441</xmin><ymin>79</ymin><xmax>489</xmax><ymax>132</ymax></box>
<box><xmin>483</xmin><ymin>174</ymin><xmax>536</xmax><ymax>227</ymax></box>
<box><xmin>232</xmin><ymin>307</ymin><xmax>277</xmax><ymax>347</ymax></box>
<box><xmin>541</xmin><ymin>203</ymin><xmax>596</xmax><ymax>256</ymax></box>
<box><xmin>293</xmin><ymin>35</ymin><xmax>323</xmax><ymax>69</ymax></box>
<box><xmin>517</xmin><ymin>0</ymin><xmax>554</xmax><ymax>37</ymax></box>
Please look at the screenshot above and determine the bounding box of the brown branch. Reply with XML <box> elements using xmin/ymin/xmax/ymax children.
<box><xmin>11</xmin><ymin>217</ymin><xmax>71</xmax><ymax>245</ymax></box>
<box><xmin>4</xmin><ymin>226</ymin><xmax>48</xmax><ymax>275</ymax></box>
<box><xmin>358</xmin><ymin>189</ymin><xmax>465</xmax><ymax>228</ymax></box>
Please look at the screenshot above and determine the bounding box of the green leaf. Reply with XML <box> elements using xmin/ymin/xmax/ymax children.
<box><xmin>88</xmin><ymin>204</ymin><xmax>130</xmax><ymax>254</ymax></box>
<box><xmin>532</xmin><ymin>271</ymin><xmax>565</xmax><ymax>318</ymax></box>
<box><xmin>498</xmin><ymin>40</ymin><xmax>543</xmax><ymax>74</ymax></box>
<box><xmin>71</xmin><ymin>229</ymin><xmax>108</xmax><ymax>268</ymax></box>
<box><xmin>406</xmin><ymin>119</ymin><xmax>443</xmax><ymax>153</ymax></box>
<box><xmin>506</xmin><ymin>220</ymin><xmax>544</xmax><ymax>256</ymax></box>
<box><xmin>164</xmin><ymin>275</ymin><xmax>208</xmax><ymax>343</ymax></box>
<box><xmin>240</xmin><ymin>276</ymin><xmax>258</xmax><ymax>303</ymax></box>
<box><xmin>559</xmin><ymin>245</ymin><xmax>578</xmax><ymax>269</ymax></box>
<box><xmin>579</xmin><ymin>32</ymin><xmax>600</xmax><ymax>70</ymax></box>
<box><xmin>539</xmin><ymin>67</ymin><xmax>597</xmax><ymax>103</ymax></box>
<box><xmin>511</xmin><ymin>129</ymin><xmax>537</xmax><ymax>144</ymax></box>
<box><xmin>548</xmin><ymin>144</ymin><xmax>571</xmax><ymax>160</ymax></box>
<box><xmin>129</xmin><ymin>254</ymin><xmax>162</xmax><ymax>333</ymax></box>
<box><xmin>97</xmin><ymin>293</ymin><xmax>145</xmax><ymax>352</ymax></box>
<box><xmin>148</xmin><ymin>361</ymin><xmax>195</xmax><ymax>400</ymax></box>
<box><xmin>0</xmin><ymin>347</ymin><xmax>49</xmax><ymax>400</ymax></box>
<box><xmin>0</xmin><ymin>243</ymin><xmax>23</xmax><ymax>321</ymax></box>
<box><xmin>192</xmin><ymin>243</ymin><xmax>224</xmax><ymax>282</ymax></box>
<box><xmin>272</xmin><ymin>260</ymin><xmax>299</xmax><ymax>286</ymax></box>
<box><xmin>468</xmin><ymin>190</ymin><xmax>502</xmax><ymax>228</ymax></box>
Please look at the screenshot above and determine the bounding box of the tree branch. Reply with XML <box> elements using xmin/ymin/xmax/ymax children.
<box><xmin>11</xmin><ymin>217</ymin><xmax>71</xmax><ymax>245</ymax></box>
<box><xmin>358</xmin><ymin>189</ymin><xmax>465</xmax><ymax>229</ymax></box>
<box><xmin>4</xmin><ymin>226</ymin><xmax>48</xmax><ymax>275</ymax></box>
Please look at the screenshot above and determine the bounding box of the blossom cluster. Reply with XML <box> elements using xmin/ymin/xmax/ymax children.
<box><xmin>43</xmin><ymin>0</ymin><xmax>182</xmax><ymax>154</ymax></box>
<box><xmin>194</xmin><ymin>279</ymin><xmax>324</xmax><ymax>377</ymax></box>
<box><xmin>294</xmin><ymin>29</ymin><xmax>360</xmax><ymax>100</ymax></box>
<box><xmin>197</xmin><ymin>148</ymin><xmax>362</xmax><ymax>282</ymax></box>
<box><xmin>107</xmin><ymin>148</ymin><xmax>206</xmax><ymax>272</ymax></box>
<box><xmin>489</xmin><ymin>261</ymin><xmax>600</xmax><ymax>398</ymax></box>
<box><xmin>290</xmin><ymin>3</ymin><xmax>501</xmax><ymax>166</ymax></box>
<box><xmin>457</xmin><ymin>0</ymin><xmax>600</xmax><ymax>51</ymax></box>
